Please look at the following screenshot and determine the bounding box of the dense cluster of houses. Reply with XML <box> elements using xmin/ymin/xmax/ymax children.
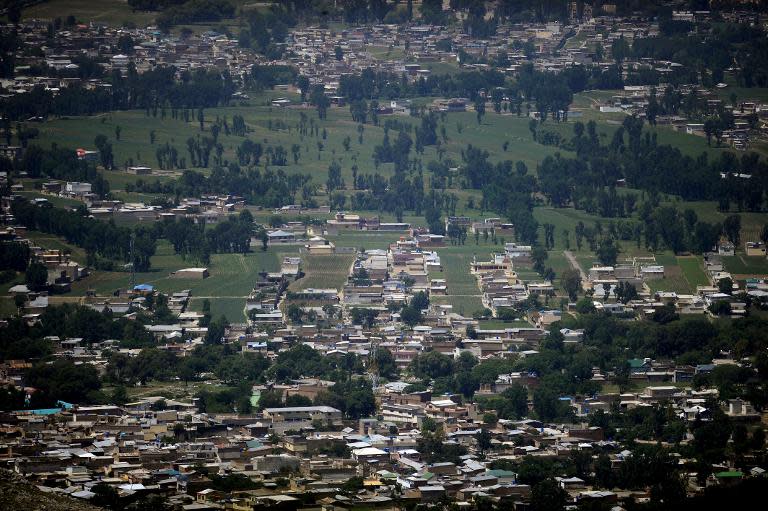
<box><xmin>0</xmin><ymin>20</ymin><xmax>256</xmax><ymax>98</ymax></box>
<box><xmin>0</xmin><ymin>348</ymin><xmax>764</xmax><ymax>510</ymax></box>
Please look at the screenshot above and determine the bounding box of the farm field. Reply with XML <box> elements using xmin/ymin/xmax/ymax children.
<box><xmin>188</xmin><ymin>297</ymin><xmax>248</xmax><ymax>322</ymax></box>
<box><xmin>429</xmin><ymin>243</ymin><xmax>499</xmax><ymax>315</ymax></box>
<box><xmin>722</xmin><ymin>255</ymin><xmax>768</xmax><ymax>276</ymax></box>
<box><xmin>17</xmin><ymin>190</ymin><xmax>84</xmax><ymax>209</ymax></box>
<box><xmin>63</xmin><ymin>241</ymin><xmax>298</xmax><ymax>321</ymax></box>
<box><xmin>478</xmin><ymin>319</ymin><xmax>533</xmax><ymax>329</ymax></box>
<box><xmin>24</xmin><ymin>230</ymin><xmax>87</xmax><ymax>262</ymax></box>
<box><xmin>677</xmin><ymin>256</ymin><xmax>710</xmax><ymax>288</ymax></box>
<box><xmin>21</xmin><ymin>0</ymin><xmax>157</xmax><ymax>26</ymax></box>
<box><xmin>290</xmin><ymin>254</ymin><xmax>356</xmax><ymax>291</ymax></box>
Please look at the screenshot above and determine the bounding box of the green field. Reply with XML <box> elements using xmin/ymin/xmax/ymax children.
<box><xmin>25</xmin><ymin>231</ymin><xmax>87</xmax><ymax>262</ymax></box>
<box><xmin>477</xmin><ymin>319</ymin><xmax>532</xmax><ymax>329</ymax></box>
<box><xmin>722</xmin><ymin>255</ymin><xmax>768</xmax><ymax>276</ymax></box>
<box><xmin>188</xmin><ymin>297</ymin><xmax>249</xmax><ymax>322</ymax></box>
<box><xmin>677</xmin><ymin>256</ymin><xmax>710</xmax><ymax>288</ymax></box>
<box><xmin>291</xmin><ymin>253</ymin><xmax>356</xmax><ymax>291</ymax></box>
<box><xmin>21</xmin><ymin>0</ymin><xmax>157</xmax><ymax>26</ymax></box>
<box><xmin>661</xmin><ymin>200</ymin><xmax>767</xmax><ymax>245</ymax></box>
<box><xmin>18</xmin><ymin>190</ymin><xmax>83</xmax><ymax>209</ymax></box>
<box><xmin>31</xmin><ymin>95</ymin><xmax>570</xmax><ymax>193</ymax></box>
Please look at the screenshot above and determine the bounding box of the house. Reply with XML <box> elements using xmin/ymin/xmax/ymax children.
<box><xmin>127</xmin><ymin>166</ymin><xmax>152</xmax><ymax>175</ymax></box>
<box><xmin>305</xmin><ymin>236</ymin><xmax>335</xmax><ymax>255</ymax></box>
<box><xmin>267</xmin><ymin>230</ymin><xmax>296</xmax><ymax>244</ymax></box>
<box><xmin>263</xmin><ymin>406</ymin><xmax>342</xmax><ymax>425</ymax></box>
<box><xmin>745</xmin><ymin>241</ymin><xmax>766</xmax><ymax>256</ymax></box>
<box><xmin>64</xmin><ymin>181</ymin><xmax>92</xmax><ymax>196</ymax></box>
<box><xmin>172</xmin><ymin>268</ymin><xmax>209</xmax><ymax>279</ymax></box>
<box><xmin>718</xmin><ymin>241</ymin><xmax>735</xmax><ymax>256</ymax></box>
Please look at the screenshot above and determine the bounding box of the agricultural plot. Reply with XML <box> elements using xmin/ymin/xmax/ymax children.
<box><xmin>24</xmin><ymin>230</ymin><xmax>87</xmax><ymax>262</ymax></box>
<box><xmin>290</xmin><ymin>254</ymin><xmax>356</xmax><ymax>291</ymax></box>
<box><xmin>189</xmin><ymin>297</ymin><xmax>249</xmax><ymax>322</ymax></box>
<box><xmin>22</xmin><ymin>0</ymin><xmax>156</xmax><ymax>26</ymax></box>
<box><xmin>18</xmin><ymin>190</ymin><xmax>83</xmax><ymax>210</ymax></box>
<box><xmin>722</xmin><ymin>255</ymin><xmax>768</xmax><ymax>276</ymax></box>
<box><xmin>477</xmin><ymin>319</ymin><xmax>532</xmax><ymax>329</ymax></box>
<box><xmin>69</xmin><ymin>241</ymin><xmax>290</xmax><ymax>297</ymax></box>
<box><xmin>646</xmin><ymin>268</ymin><xmax>693</xmax><ymax>295</ymax></box>
<box><xmin>429</xmin><ymin>244</ymin><xmax>499</xmax><ymax>315</ymax></box>
<box><xmin>677</xmin><ymin>256</ymin><xmax>710</xmax><ymax>288</ymax></box>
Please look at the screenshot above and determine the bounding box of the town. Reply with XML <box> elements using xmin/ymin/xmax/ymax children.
<box><xmin>1</xmin><ymin>1</ymin><xmax>768</xmax><ymax>511</ymax></box>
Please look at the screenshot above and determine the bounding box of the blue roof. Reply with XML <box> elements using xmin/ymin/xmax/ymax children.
<box><xmin>134</xmin><ymin>284</ymin><xmax>154</xmax><ymax>291</ymax></box>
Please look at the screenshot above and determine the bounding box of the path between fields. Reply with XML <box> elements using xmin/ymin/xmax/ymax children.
<box><xmin>193</xmin><ymin>296</ymin><xmax>248</xmax><ymax>299</ymax></box>
<box><xmin>564</xmin><ymin>250</ymin><xmax>588</xmax><ymax>283</ymax></box>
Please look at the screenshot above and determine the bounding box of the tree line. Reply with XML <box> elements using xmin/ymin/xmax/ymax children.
<box><xmin>1</xmin><ymin>66</ymin><xmax>235</xmax><ymax>121</ymax></box>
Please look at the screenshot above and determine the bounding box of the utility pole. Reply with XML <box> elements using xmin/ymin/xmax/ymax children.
<box><xmin>369</xmin><ymin>337</ymin><xmax>379</xmax><ymax>391</ymax></box>
<box><xmin>128</xmin><ymin>233</ymin><xmax>135</xmax><ymax>290</ymax></box>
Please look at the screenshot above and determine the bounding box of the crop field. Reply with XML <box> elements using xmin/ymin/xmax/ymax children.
<box><xmin>477</xmin><ymin>319</ymin><xmax>533</xmax><ymax>329</ymax></box>
<box><xmin>24</xmin><ymin>230</ymin><xmax>87</xmax><ymax>262</ymax></box>
<box><xmin>677</xmin><ymin>256</ymin><xmax>710</xmax><ymax>288</ymax></box>
<box><xmin>18</xmin><ymin>189</ymin><xmax>83</xmax><ymax>209</ymax></box>
<box><xmin>188</xmin><ymin>297</ymin><xmax>249</xmax><ymax>322</ymax></box>
<box><xmin>646</xmin><ymin>268</ymin><xmax>693</xmax><ymax>295</ymax></box>
<box><xmin>428</xmin><ymin>243</ymin><xmax>500</xmax><ymax>315</ymax></box>
<box><xmin>722</xmin><ymin>255</ymin><xmax>768</xmax><ymax>276</ymax></box>
<box><xmin>326</xmin><ymin>231</ymin><xmax>401</xmax><ymax>252</ymax></box>
<box><xmin>21</xmin><ymin>0</ymin><xmax>157</xmax><ymax>26</ymax></box>
<box><xmin>290</xmin><ymin>253</ymin><xmax>356</xmax><ymax>291</ymax></box>
<box><xmin>68</xmin><ymin>239</ymin><xmax>293</xmax><ymax>296</ymax></box>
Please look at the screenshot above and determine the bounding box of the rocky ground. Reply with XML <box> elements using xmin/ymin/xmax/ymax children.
<box><xmin>0</xmin><ymin>469</ymin><xmax>102</xmax><ymax>511</ymax></box>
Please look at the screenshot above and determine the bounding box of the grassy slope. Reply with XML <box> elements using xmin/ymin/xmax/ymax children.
<box><xmin>22</xmin><ymin>0</ymin><xmax>156</xmax><ymax>26</ymax></box>
<box><xmin>32</xmin><ymin>95</ymin><xmax>568</xmax><ymax>191</ymax></box>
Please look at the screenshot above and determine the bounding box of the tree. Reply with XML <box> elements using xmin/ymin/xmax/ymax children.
<box><xmin>596</xmin><ymin>237</ymin><xmax>620</xmax><ymax>266</ymax></box>
<box><xmin>285</xmin><ymin>394</ymin><xmax>312</xmax><ymax>407</ymax></box>
<box><xmin>718</xmin><ymin>277</ymin><xmax>733</xmax><ymax>295</ymax></box>
<box><xmin>334</xmin><ymin>46</ymin><xmax>344</xmax><ymax>61</ymax></box>
<box><xmin>476</xmin><ymin>428</ymin><xmax>492</xmax><ymax>455</ymax></box>
<box><xmin>723</xmin><ymin>214</ymin><xmax>741</xmax><ymax>245</ymax></box>
<box><xmin>410</xmin><ymin>350</ymin><xmax>453</xmax><ymax>379</ymax></box>
<box><xmin>204</xmin><ymin>315</ymin><xmax>228</xmax><ymax>344</ymax></box>
<box><xmin>530</xmin><ymin>478</ymin><xmax>568</xmax><ymax>511</ymax></box>
<box><xmin>94</xmin><ymin>134</ymin><xmax>114</xmax><ymax>169</ymax></box>
<box><xmin>91</xmin><ymin>483</ymin><xmax>120</xmax><ymax>509</ymax></box>
<box><xmin>533</xmin><ymin>386</ymin><xmax>568</xmax><ymax>422</ymax></box>
<box><xmin>611</xmin><ymin>36</ymin><xmax>630</xmax><ymax>67</ymax></box>
<box><xmin>310</xmin><ymin>85</ymin><xmax>330</xmax><ymax>119</ymax></box>
<box><xmin>111</xmin><ymin>385</ymin><xmax>129</xmax><ymax>405</ymax></box>
<box><xmin>400</xmin><ymin>305</ymin><xmax>422</xmax><ymax>327</ymax></box>
<box><xmin>25</xmin><ymin>260</ymin><xmax>48</xmax><ymax>291</ymax></box>
<box><xmin>258</xmin><ymin>389</ymin><xmax>283</xmax><ymax>410</ymax></box>
<box><xmin>560</xmin><ymin>268</ymin><xmax>581</xmax><ymax>301</ymax></box>
<box><xmin>531</xmin><ymin>245</ymin><xmax>548</xmax><ymax>274</ymax></box>
<box><xmin>475</xmin><ymin>98</ymin><xmax>485</xmax><ymax>124</ymax></box>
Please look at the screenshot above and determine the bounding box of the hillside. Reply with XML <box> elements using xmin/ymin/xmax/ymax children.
<box><xmin>0</xmin><ymin>469</ymin><xmax>102</xmax><ymax>511</ymax></box>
